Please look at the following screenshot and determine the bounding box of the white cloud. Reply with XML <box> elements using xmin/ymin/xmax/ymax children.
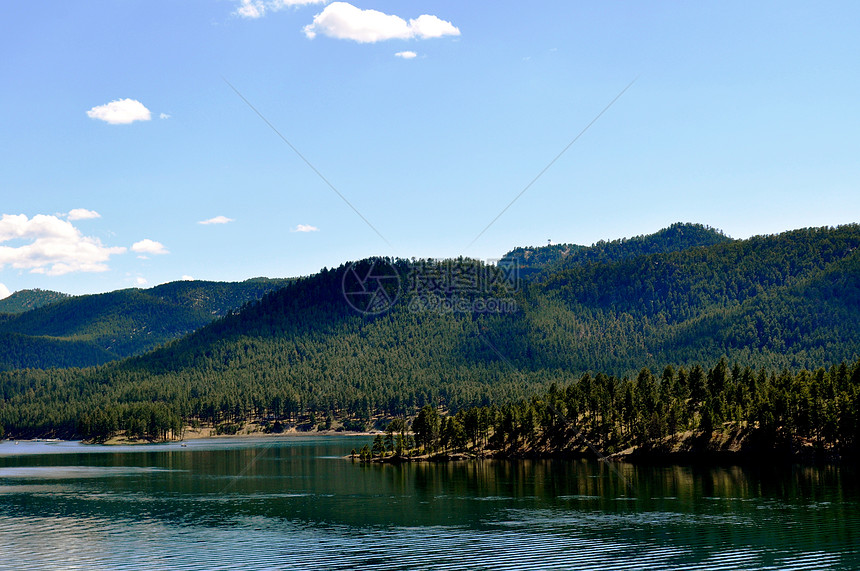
<box><xmin>303</xmin><ymin>2</ymin><xmax>460</xmax><ymax>43</ymax></box>
<box><xmin>198</xmin><ymin>215</ymin><xmax>234</xmax><ymax>225</ymax></box>
<box><xmin>86</xmin><ymin>99</ymin><xmax>151</xmax><ymax>125</ymax></box>
<box><xmin>0</xmin><ymin>283</ymin><xmax>10</xmax><ymax>300</ymax></box>
<box><xmin>235</xmin><ymin>0</ymin><xmax>325</xmax><ymax>19</ymax></box>
<box><xmin>181</xmin><ymin>275</ymin><xmax>194</xmax><ymax>281</ymax></box>
<box><xmin>292</xmin><ymin>224</ymin><xmax>319</xmax><ymax>233</ymax></box>
<box><xmin>67</xmin><ymin>208</ymin><xmax>101</xmax><ymax>221</ymax></box>
<box><xmin>395</xmin><ymin>51</ymin><xmax>417</xmax><ymax>59</ymax></box>
<box><xmin>237</xmin><ymin>0</ymin><xmax>264</xmax><ymax>18</ymax></box>
<box><xmin>408</xmin><ymin>14</ymin><xmax>460</xmax><ymax>39</ymax></box>
<box><xmin>0</xmin><ymin>213</ymin><xmax>126</xmax><ymax>276</ymax></box>
<box><xmin>159</xmin><ymin>113</ymin><xmax>171</xmax><ymax>120</ymax></box>
<box><xmin>131</xmin><ymin>239</ymin><xmax>169</xmax><ymax>256</ymax></box>
<box><xmin>135</xmin><ymin>277</ymin><xmax>148</xmax><ymax>286</ymax></box>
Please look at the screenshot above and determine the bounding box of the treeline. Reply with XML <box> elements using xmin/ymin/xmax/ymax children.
<box><xmin>78</xmin><ymin>402</ymin><xmax>183</xmax><ymax>442</ymax></box>
<box><xmin>363</xmin><ymin>359</ymin><xmax>860</xmax><ymax>461</ymax></box>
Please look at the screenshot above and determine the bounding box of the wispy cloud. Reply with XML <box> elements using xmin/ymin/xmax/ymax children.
<box><xmin>292</xmin><ymin>224</ymin><xmax>319</xmax><ymax>233</ymax></box>
<box><xmin>135</xmin><ymin>276</ymin><xmax>148</xmax><ymax>286</ymax></box>
<box><xmin>67</xmin><ymin>208</ymin><xmax>101</xmax><ymax>221</ymax></box>
<box><xmin>395</xmin><ymin>51</ymin><xmax>417</xmax><ymax>59</ymax></box>
<box><xmin>198</xmin><ymin>215</ymin><xmax>234</xmax><ymax>225</ymax></box>
<box><xmin>159</xmin><ymin>112</ymin><xmax>171</xmax><ymax>120</ymax></box>
<box><xmin>303</xmin><ymin>2</ymin><xmax>460</xmax><ymax>43</ymax></box>
<box><xmin>0</xmin><ymin>213</ymin><xmax>126</xmax><ymax>275</ymax></box>
<box><xmin>86</xmin><ymin>99</ymin><xmax>151</xmax><ymax>125</ymax></box>
<box><xmin>235</xmin><ymin>0</ymin><xmax>325</xmax><ymax>19</ymax></box>
<box><xmin>131</xmin><ymin>239</ymin><xmax>169</xmax><ymax>257</ymax></box>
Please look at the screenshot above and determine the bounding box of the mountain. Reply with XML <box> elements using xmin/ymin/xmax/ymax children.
<box><xmin>0</xmin><ymin>289</ymin><xmax>70</xmax><ymax>314</ymax></box>
<box><xmin>502</xmin><ymin>222</ymin><xmax>733</xmax><ymax>279</ymax></box>
<box><xmin>1</xmin><ymin>223</ymin><xmax>859</xmax><ymax>438</ymax></box>
<box><xmin>528</xmin><ymin>225</ymin><xmax>860</xmax><ymax>372</ymax></box>
<box><xmin>0</xmin><ymin>278</ymin><xmax>292</xmax><ymax>370</ymax></box>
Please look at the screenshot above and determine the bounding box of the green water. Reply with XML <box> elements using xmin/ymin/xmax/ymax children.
<box><xmin>0</xmin><ymin>436</ymin><xmax>858</xmax><ymax>570</ymax></box>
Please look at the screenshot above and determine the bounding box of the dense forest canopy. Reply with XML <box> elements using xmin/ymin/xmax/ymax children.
<box><xmin>380</xmin><ymin>359</ymin><xmax>860</xmax><ymax>462</ymax></box>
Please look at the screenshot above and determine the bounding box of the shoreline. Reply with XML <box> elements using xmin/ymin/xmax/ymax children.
<box><xmin>360</xmin><ymin>427</ymin><xmax>849</xmax><ymax>466</ymax></box>
<box><xmin>5</xmin><ymin>429</ymin><xmax>381</xmax><ymax>447</ymax></box>
<box><xmin>1</xmin><ymin>434</ymin><xmax>846</xmax><ymax>465</ymax></box>
<box><xmin>361</xmin><ymin>448</ymin><xmax>847</xmax><ymax>466</ymax></box>
<box><xmin>175</xmin><ymin>425</ymin><xmax>380</xmax><ymax>442</ymax></box>
<box><xmin>102</xmin><ymin>428</ymin><xmax>381</xmax><ymax>446</ymax></box>
<box><xmin>6</xmin><ymin>426</ymin><xmax>847</xmax><ymax>465</ymax></box>
<box><xmin>0</xmin><ymin>431</ymin><xmax>380</xmax><ymax>457</ymax></box>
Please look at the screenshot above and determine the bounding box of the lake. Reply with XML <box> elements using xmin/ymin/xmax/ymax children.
<box><xmin>0</xmin><ymin>436</ymin><xmax>858</xmax><ymax>570</ymax></box>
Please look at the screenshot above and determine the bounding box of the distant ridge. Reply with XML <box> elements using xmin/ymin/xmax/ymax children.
<box><xmin>501</xmin><ymin>222</ymin><xmax>732</xmax><ymax>279</ymax></box>
<box><xmin>0</xmin><ymin>278</ymin><xmax>292</xmax><ymax>369</ymax></box>
<box><xmin>0</xmin><ymin>289</ymin><xmax>70</xmax><ymax>314</ymax></box>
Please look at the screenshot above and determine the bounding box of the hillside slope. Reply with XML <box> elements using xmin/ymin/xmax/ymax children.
<box><xmin>0</xmin><ymin>332</ymin><xmax>117</xmax><ymax>370</ymax></box>
<box><xmin>0</xmin><ymin>289</ymin><xmax>70</xmax><ymax>314</ymax></box>
<box><xmin>0</xmin><ymin>278</ymin><xmax>292</xmax><ymax>369</ymax></box>
<box><xmin>501</xmin><ymin>222</ymin><xmax>732</xmax><ymax>279</ymax></box>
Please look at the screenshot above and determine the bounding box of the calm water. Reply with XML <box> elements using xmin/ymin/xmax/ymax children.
<box><xmin>0</xmin><ymin>436</ymin><xmax>858</xmax><ymax>570</ymax></box>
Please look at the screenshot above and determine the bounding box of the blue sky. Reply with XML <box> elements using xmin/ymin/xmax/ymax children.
<box><xmin>1</xmin><ymin>1</ymin><xmax>859</xmax><ymax>297</ymax></box>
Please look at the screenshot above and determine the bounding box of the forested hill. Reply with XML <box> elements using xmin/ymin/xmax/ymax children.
<box><xmin>529</xmin><ymin>224</ymin><xmax>860</xmax><ymax>372</ymax></box>
<box><xmin>0</xmin><ymin>289</ymin><xmax>70</xmax><ymax>314</ymax></box>
<box><xmin>0</xmin><ymin>278</ymin><xmax>292</xmax><ymax>370</ymax></box>
<box><xmin>502</xmin><ymin>222</ymin><xmax>732</xmax><ymax>279</ymax></box>
<box><xmin>2</xmin><ymin>223</ymin><xmax>860</xmax><ymax>439</ymax></box>
<box><xmin>145</xmin><ymin>278</ymin><xmax>294</xmax><ymax>316</ymax></box>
